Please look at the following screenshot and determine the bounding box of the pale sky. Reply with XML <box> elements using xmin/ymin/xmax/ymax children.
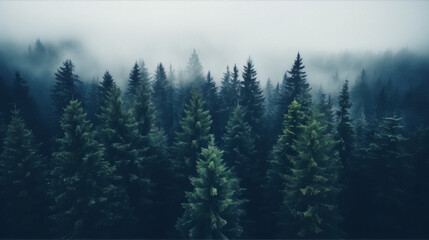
<box><xmin>1</xmin><ymin>1</ymin><xmax>428</xmax><ymax>88</ymax></box>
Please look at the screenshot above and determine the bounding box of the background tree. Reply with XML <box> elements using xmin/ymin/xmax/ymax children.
<box><xmin>202</xmin><ymin>71</ymin><xmax>221</xmax><ymax>140</ymax></box>
<box><xmin>176</xmin><ymin>138</ymin><xmax>245</xmax><ymax>239</ymax></box>
<box><xmin>0</xmin><ymin>109</ymin><xmax>48</xmax><ymax>237</ymax></box>
<box><xmin>126</xmin><ymin>62</ymin><xmax>142</xmax><ymax>102</ymax></box>
<box><xmin>51</xmin><ymin>59</ymin><xmax>83</xmax><ymax>123</ymax></box>
<box><xmin>152</xmin><ymin>63</ymin><xmax>174</xmax><ymax>136</ymax></box>
<box><xmin>239</xmin><ymin>58</ymin><xmax>265</xmax><ymax>137</ymax></box>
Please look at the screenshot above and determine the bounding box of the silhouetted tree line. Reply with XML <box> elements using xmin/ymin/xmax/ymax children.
<box><xmin>0</xmin><ymin>47</ymin><xmax>429</xmax><ymax>239</ymax></box>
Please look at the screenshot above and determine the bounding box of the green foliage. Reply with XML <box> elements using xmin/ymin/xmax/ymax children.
<box><xmin>202</xmin><ymin>71</ymin><xmax>221</xmax><ymax>139</ymax></box>
<box><xmin>239</xmin><ymin>58</ymin><xmax>265</xmax><ymax>136</ymax></box>
<box><xmin>220</xmin><ymin>65</ymin><xmax>240</xmax><ymax>126</ymax></box>
<box><xmin>50</xmin><ymin>100</ymin><xmax>129</xmax><ymax>238</ymax></box>
<box><xmin>0</xmin><ymin>109</ymin><xmax>48</xmax><ymax>237</ymax></box>
<box><xmin>152</xmin><ymin>63</ymin><xmax>174</xmax><ymax>134</ymax></box>
<box><xmin>366</xmin><ymin>116</ymin><xmax>412</xmax><ymax>236</ymax></box>
<box><xmin>127</xmin><ymin>62</ymin><xmax>142</xmax><ymax>102</ymax></box>
<box><xmin>173</xmin><ymin>88</ymin><xmax>212</xmax><ymax>178</ymax></box>
<box><xmin>51</xmin><ymin>59</ymin><xmax>83</xmax><ymax>119</ymax></box>
<box><xmin>176</xmin><ymin>139</ymin><xmax>245</xmax><ymax>239</ymax></box>
<box><xmin>336</xmin><ymin>80</ymin><xmax>354</xmax><ymax>168</ymax></box>
<box><xmin>281</xmin><ymin>118</ymin><xmax>343</xmax><ymax>238</ymax></box>
<box><xmin>266</xmin><ymin>100</ymin><xmax>306</xmax><ymax>235</ymax></box>
<box><xmin>97</xmin><ymin>85</ymin><xmax>151</xmax><ymax>234</ymax></box>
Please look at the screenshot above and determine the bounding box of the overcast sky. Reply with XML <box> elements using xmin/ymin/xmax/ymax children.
<box><xmin>1</xmin><ymin>1</ymin><xmax>428</xmax><ymax>87</ymax></box>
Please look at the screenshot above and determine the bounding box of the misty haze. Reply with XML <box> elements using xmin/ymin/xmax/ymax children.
<box><xmin>0</xmin><ymin>1</ymin><xmax>429</xmax><ymax>239</ymax></box>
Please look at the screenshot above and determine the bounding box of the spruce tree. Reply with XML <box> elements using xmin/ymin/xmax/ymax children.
<box><xmin>239</xmin><ymin>58</ymin><xmax>265</xmax><ymax>137</ymax></box>
<box><xmin>50</xmin><ymin>100</ymin><xmax>129</xmax><ymax>238</ymax></box>
<box><xmin>152</xmin><ymin>63</ymin><xmax>174</xmax><ymax>134</ymax></box>
<box><xmin>281</xmin><ymin>118</ymin><xmax>343</xmax><ymax>238</ymax></box>
<box><xmin>176</xmin><ymin>138</ymin><xmax>245</xmax><ymax>239</ymax></box>
<box><xmin>0</xmin><ymin>109</ymin><xmax>48</xmax><ymax>237</ymax></box>
<box><xmin>265</xmin><ymin>100</ymin><xmax>306</xmax><ymax>236</ymax></box>
<box><xmin>186</xmin><ymin>49</ymin><xmax>205</xmax><ymax>85</ymax></box>
<box><xmin>336</xmin><ymin>80</ymin><xmax>354</xmax><ymax>169</ymax></box>
<box><xmin>126</xmin><ymin>62</ymin><xmax>142</xmax><ymax>102</ymax></box>
<box><xmin>274</xmin><ymin>53</ymin><xmax>311</xmax><ymax>138</ymax></box>
<box><xmin>222</xmin><ymin>105</ymin><xmax>258</xmax><ymax>236</ymax></box>
<box><xmin>99</xmin><ymin>71</ymin><xmax>115</xmax><ymax>105</ymax></box>
<box><xmin>202</xmin><ymin>71</ymin><xmax>221</xmax><ymax>140</ymax></box>
<box><xmin>366</xmin><ymin>116</ymin><xmax>412</xmax><ymax>237</ymax></box>
<box><xmin>173</xmin><ymin>88</ymin><xmax>212</xmax><ymax>179</ymax></box>
<box><xmin>97</xmin><ymin>85</ymin><xmax>151</xmax><ymax>235</ymax></box>
<box><xmin>318</xmin><ymin>91</ymin><xmax>335</xmax><ymax>134</ymax></box>
<box><xmin>51</xmin><ymin>59</ymin><xmax>83</xmax><ymax>120</ymax></box>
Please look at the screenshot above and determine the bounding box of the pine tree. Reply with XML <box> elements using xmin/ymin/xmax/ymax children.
<box><xmin>134</xmin><ymin>74</ymin><xmax>153</xmax><ymax>137</ymax></box>
<box><xmin>0</xmin><ymin>109</ymin><xmax>48</xmax><ymax>237</ymax></box>
<box><xmin>85</xmin><ymin>78</ymin><xmax>100</xmax><ymax>124</ymax></box>
<box><xmin>126</xmin><ymin>62</ymin><xmax>142</xmax><ymax>102</ymax></box>
<box><xmin>176</xmin><ymin>138</ymin><xmax>245</xmax><ymax>239</ymax></box>
<box><xmin>50</xmin><ymin>100</ymin><xmax>130</xmax><ymax>238</ymax></box>
<box><xmin>11</xmin><ymin>71</ymin><xmax>39</xmax><ymax>131</ymax></box>
<box><xmin>202</xmin><ymin>71</ymin><xmax>221</xmax><ymax>140</ymax></box>
<box><xmin>281</xmin><ymin>118</ymin><xmax>343</xmax><ymax>238</ymax></box>
<box><xmin>265</xmin><ymin>100</ymin><xmax>306</xmax><ymax>236</ymax></box>
<box><xmin>97</xmin><ymin>85</ymin><xmax>151</xmax><ymax>235</ymax></box>
<box><xmin>239</xmin><ymin>58</ymin><xmax>265</xmax><ymax>137</ymax></box>
<box><xmin>173</xmin><ymin>88</ymin><xmax>212</xmax><ymax>179</ymax></box>
<box><xmin>152</xmin><ymin>63</ymin><xmax>174</xmax><ymax>134</ymax></box>
<box><xmin>51</xmin><ymin>59</ymin><xmax>83</xmax><ymax>120</ymax></box>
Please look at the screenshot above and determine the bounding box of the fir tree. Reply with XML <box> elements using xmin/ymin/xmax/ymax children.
<box><xmin>318</xmin><ymin>91</ymin><xmax>335</xmax><ymax>134</ymax></box>
<box><xmin>126</xmin><ymin>62</ymin><xmax>142</xmax><ymax>102</ymax></box>
<box><xmin>99</xmin><ymin>71</ymin><xmax>115</xmax><ymax>105</ymax></box>
<box><xmin>239</xmin><ymin>58</ymin><xmax>265</xmax><ymax>137</ymax></box>
<box><xmin>281</xmin><ymin>118</ymin><xmax>343</xmax><ymax>238</ymax></box>
<box><xmin>336</xmin><ymin>80</ymin><xmax>354</xmax><ymax>169</ymax></box>
<box><xmin>222</xmin><ymin>105</ymin><xmax>258</xmax><ymax>236</ymax></box>
<box><xmin>176</xmin><ymin>138</ymin><xmax>245</xmax><ymax>239</ymax></box>
<box><xmin>265</xmin><ymin>100</ymin><xmax>306</xmax><ymax>236</ymax></box>
<box><xmin>0</xmin><ymin>109</ymin><xmax>48</xmax><ymax>237</ymax></box>
<box><xmin>173</xmin><ymin>88</ymin><xmax>212</xmax><ymax>179</ymax></box>
<box><xmin>186</xmin><ymin>49</ymin><xmax>205</xmax><ymax>86</ymax></box>
<box><xmin>97</xmin><ymin>85</ymin><xmax>151</xmax><ymax>235</ymax></box>
<box><xmin>202</xmin><ymin>71</ymin><xmax>221</xmax><ymax>140</ymax></box>
<box><xmin>51</xmin><ymin>59</ymin><xmax>83</xmax><ymax>120</ymax></box>
<box><xmin>50</xmin><ymin>100</ymin><xmax>129</xmax><ymax>238</ymax></box>
<box><xmin>366</xmin><ymin>116</ymin><xmax>412</xmax><ymax>237</ymax></box>
<box><xmin>152</xmin><ymin>63</ymin><xmax>174</xmax><ymax>134</ymax></box>
<box><xmin>85</xmin><ymin>78</ymin><xmax>100</xmax><ymax>124</ymax></box>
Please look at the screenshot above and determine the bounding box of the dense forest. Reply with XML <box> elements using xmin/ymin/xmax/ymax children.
<box><xmin>1</xmin><ymin>40</ymin><xmax>429</xmax><ymax>239</ymax></box>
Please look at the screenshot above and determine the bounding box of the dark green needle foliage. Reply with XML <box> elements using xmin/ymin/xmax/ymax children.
<box><xmin>367</xmin><ymin>116</ymin><xmax>412</xmax><ymax>237</ymax></box>
<box><xmin>0</xmin><ymin>109</ymin><xmax>48</xmax><ymax>237</ymax></box>
<box><xmin>318</xmin><ymin>91</ymin><xmax>335</xmax><ymax>134</ymax></box>
<box><xmin>50</xmin><ymin>100</ymin><xmax>129</xmax><ymax>238</ymax></box>
<box><xmin>281</xmin><ymin>118</ymin><xmax>343</xmax><ymax>238</ymax></box>
<box><xmin>97</xmin><ymin>85</ymin><xmax>151</xmax><ymax>235</ymax></box>
<box><xmin>219</xmin><ymin>65</ymin><xmax>240</xmax><ymax>128</ymax></box>
<box><xmin>51</xmin><ymin>59</ymin><xmax>83</xmax><ymax>121</ymax></box>
<box><xmin>152</xmin><ymin>63</ymin><xmax>174</xmax><ymax>134</ymax></box>
<box><xmin>202</xmin><ymin>71</ymin><xmax>221</xmax><ymax>140</ymax></box>
<box><xmin>336</xmin><ymin>80</ymin><xmax>354</xmax><ymax>169</ymax></box>
<box><xmin>173</xmin><ymin>88</ymin><xmax>212</xmax><ymax>179</ymax></box>
<box><xmin>126</xmin><ymin>62</ymin><xmax>142</xmax><ymax>102</ymax></box>
<box><xmin>222</xmin><ymin>105</ymin><xmax>258</xmax><ymax>236</ymax></box>
<box><xmin>176</xmin><ymin>138</ymin><xmax>245</xmax><ymax>239</ymax></box>
<box><xmin>266</xmin><ymin>100</ymin><xmax>306</xmax><ymax>236</ymax></box>
<box><xmin>239</xmin><ymin>58</ymin><xmax>265</xmax><ymax>137</ymax></box>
